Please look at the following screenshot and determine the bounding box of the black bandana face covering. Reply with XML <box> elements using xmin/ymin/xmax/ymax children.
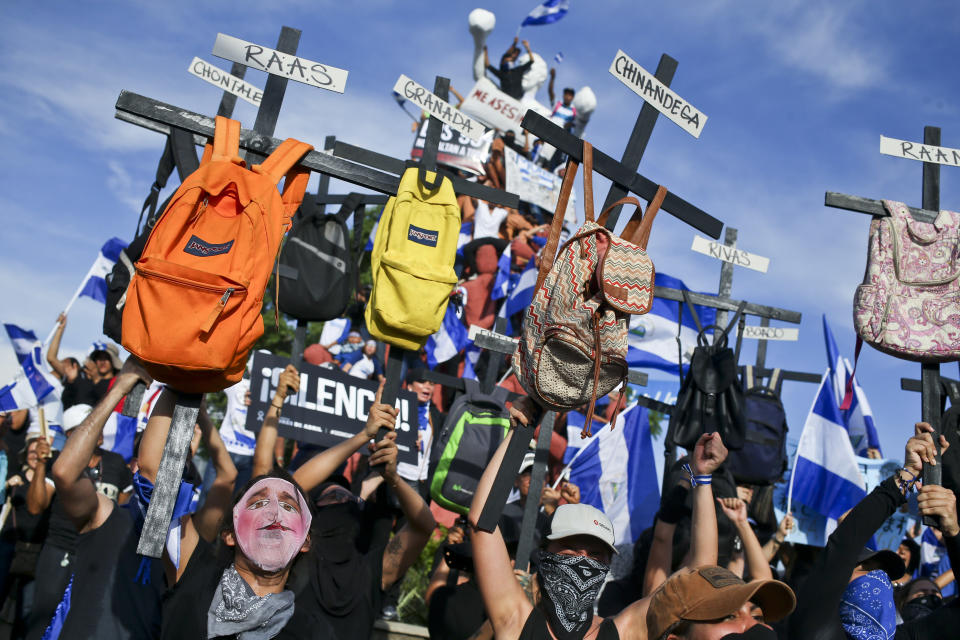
<box><xmin>901</xmin><ymin>594</ymin><xmax>943</xmax><ymax>622</ymax></box>
<box><xmin>536</xmin><ymin>550</ymin><xmax>609</xmax><ymax>640</ymax></box>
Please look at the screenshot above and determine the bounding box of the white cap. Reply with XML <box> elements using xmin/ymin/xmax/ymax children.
<box><xmin>62</xmin><ymin>404</ymin><xmax>93</xmax><ymax>432</ymax></box>
<box><xmin>545</xmin><ymin>503</ymin><xmax>618</xmax><ymax>555</ymax></box>
<box><xmin>519</xmin><ymin>452</ymin><xmax>536</xmax><ymax>474</ymax></box>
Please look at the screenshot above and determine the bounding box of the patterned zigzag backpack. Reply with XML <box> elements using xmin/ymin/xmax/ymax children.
<box><xmin>122</xmin><ymin>116</ymin><xmax>313</xmax><ymax>392</ymax></box>
<box><xmin>514</xmin><ymin>142</ymin><xmax>666</xmax><ymax>436</ymax></box>
<box><xmin>853</xmin><ymin>200</ymin><xmax>960</xmax><ymax>361</ymax></box>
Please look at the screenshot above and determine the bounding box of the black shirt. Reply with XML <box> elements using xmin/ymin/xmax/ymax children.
<box><xmin>61</xmin><ymin>376</ymin><xmax>98</xmax><ymax>410</ymax></box>
<box><xmin>3</xmin><ymin>420</ymin><xmax>28</xmax><ymax>479</ymax></box>
<box><xmin>0</xmin><ymin>472</ymin><xmax>52</xmax><ymax>544</ymax></box>
<box><xmin>518</xmin><ymin>607</ymin><xmax>619</xmax><ymax>640</ymax></box>
<box><xmin>487</xmin><ymin>60</ymin><xmax>533</xmax><ymax>100</ymax></box>
<box><xmin>58</xmin><ymin>504</ymin><xmax>164</xmax><ymax>639</ymax></box>
<box><xmin>428</xmin><ymin>580</ymin><xmax>487</xmax><ymax>640</ymax></box>
<box><xmin>162</xmin><ymin>539</ymin><xmax>336</xmax><ymax>639</ymax></box>
<box><xmin>93</xmin><ymin>377</ymin><xmax>114</xmax><ymax>404</ymax></box>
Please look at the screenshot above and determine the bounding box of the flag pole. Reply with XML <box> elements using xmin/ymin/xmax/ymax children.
<box><xmin>42</xmin><ymin>261</ymin><xmax>96</xmax><ymax>346</ymax></box>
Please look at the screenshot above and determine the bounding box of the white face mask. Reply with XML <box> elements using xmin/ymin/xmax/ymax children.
<box><xmin>232</xmin><ymin>478</ymin><xmax>311</xmax><ymax>572</ymax></box>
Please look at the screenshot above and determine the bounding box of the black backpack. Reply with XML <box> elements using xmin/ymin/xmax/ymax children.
<box><xmin>725</xmin><ymin>366</ymin><xmax>789</xmax><ymax>485</ymax></box>
<box><xmin>429</xmin><ymin>380</ymin><xmax>512</xmax><ymax>515</ymax></box>
<box><xmin>938</xmin><ymin>379</ymin><xmax>960</xmax><ymax>498</ymax></box>
<box><xmin>103</xmin><ymin>128</ymin><xmax>198</xmax><ymax>342</ymax></box>
<box><xmin>277</xmin><ymin>193</ymin><xmax>367</xmax><ymax>322</ymax></box>
<box><xmin>669</xmin><ymin>296</ymin><xmax>747</xmax><ymax>452</ymax></box>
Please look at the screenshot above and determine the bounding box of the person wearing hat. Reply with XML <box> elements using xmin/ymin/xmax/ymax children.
<box><xmin>469</xmin><ymin>397</ymin><xmax>734</xmax><ymax>640</ymax></box>
<box><xmin>501</xmin><ymin>451</ymin><xmax>581</xmax><ymax>543</ymax></box>
<box><xmin>396</xmin><ymin>368</ymin><xmax>442</xmax><ymax>499</ymax></box>
<box><xmin>790</xmin><ymin>422</ymin><xmax>960</xmax><ymax>640</ymax></box>
<box><xmin>45</xmin><ymin>313</ymin><xmax>98</xmax><ymax>410</ymax></box>
<box><xmin>88</xmin><ymin>342</ymin><xmax>122</xmax><ymax>403</ymax></box>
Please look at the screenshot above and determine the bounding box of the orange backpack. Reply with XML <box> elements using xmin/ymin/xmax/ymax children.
<box><xmin>122</xmin><ymin>116</ymin><xmax>313</xmax><ymax>392</ymax></box>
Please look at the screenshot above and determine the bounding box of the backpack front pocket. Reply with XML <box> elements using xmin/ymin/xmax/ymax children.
<box><xmin>125</xmin><ymin>257</ymin><xmax>248</xmax><ymax>370</ymax></box>
<box><xmin>373</xmin><ymin>255</ymin><xmax>457</xmax><ymax>337</ymax></box>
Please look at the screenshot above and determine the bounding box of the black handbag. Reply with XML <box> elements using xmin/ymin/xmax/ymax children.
<box><xmin>669</xmin><ymin>294</ymin><xmax>747</xmax><ymax>451</ymax></box>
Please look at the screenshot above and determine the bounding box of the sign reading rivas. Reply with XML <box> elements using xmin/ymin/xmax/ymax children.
<box><xmin>690</xmin><ymin>235</ymin><xmax>769</xmax><ymax>273</ymax></box>
<box><xmin>245</xmin><ymin>352</ymin><xmax>418</xmax><ymax>465</ymax></box>
<box><xmin>609</xmin><ymin>49</ymin><xmax>707</xmax><ymax>138</ymax></box>
<box><xmin>880</xmin><ymin>135</ymin><xmax>960</xmax><ymax>168</ymax></box>
<box><xmin>213</xmin><ymin>33</ymin><xmax>349</xmax><ymax>93</ymax></box>
<box><xmin>187</xmin><ymin>57</ymin><xmax>263</xmax><ymax>106</ymax></box>
<box><xmin>394</xmin><ymin>74</ymin><xmax>486</xmax><ymax>142</ymax></box>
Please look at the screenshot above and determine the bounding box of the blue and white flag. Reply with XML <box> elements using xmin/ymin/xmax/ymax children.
<box><xmin>78</xmin><ymin>237</ymin><xmax>128</xmax><ymax>304</ymax></box>
<box><xmin>824</xmin><ymin>316</ymin><xmax>881</xmax><ymax>456</ymax></box>
<box><xmin>554</xmin><ymin>51</ymin><xmax>564</xmax><ymax>64</ymax></box>
<box><xmin>425</xmin><ymin>303</ymin><xmax>469</xmax><ymax>368</ymax></box>
<box><xmin>626</xmin><ymin>273</ymin><xmax>716</xmax><ymax>376</ymax></box>
<box><xmin>4</xmin><ymin>324</ymin><xmax>57</xmax><ymax>404</ymax></box>
<box><xmin>102</xmin><ymin>412</ymin><xmax>138</xmax><ymax>462</ymax></box>
<box><xmin>787</xmin><ymin>362</ymin><xmax>866</xmax><ymax>522</ymax></box>
<box><xmin>504</xmin><ymin>258</ymin><xmax>538</xmax><ymax>318</ymax></box>
<box><xmin>319</xmin><ymin>318</ymin><xmax>352</xmax><ymax>348</ymax></box>
<box><xmin>492</xmin><ymin>245</ymin><xmax>513</xmax><ymax>301</ymax></box>
<box><xmin>562</xmin><ymin>405</ymin><xmax>660</xmax><ymax>544</ymax></box>
<box><xmin>521</xmin><ymin>0</ymin><xmax>570</xmax><ymax>27</ymax></box>
<box><xmin>364</xmin><ymin>221</ymin><xmax>379</xmax><ymax>252</ymax></box>
<box><xmin>457</xmin><ymin>222</ymin><xmax>474</xmax><ymax>255</ymax></box>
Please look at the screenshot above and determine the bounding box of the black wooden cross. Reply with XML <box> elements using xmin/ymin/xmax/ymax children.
<box><xmin>825</xmin><ymin>126</ymin><xmax>949</xmax><ymax>494</ymax></box>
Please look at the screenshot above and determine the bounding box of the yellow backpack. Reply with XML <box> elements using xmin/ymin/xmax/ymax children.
<box><xmin>366</xmin><ymin>168</ymin><xmax>460</xmax><ymax>350</ymax></box>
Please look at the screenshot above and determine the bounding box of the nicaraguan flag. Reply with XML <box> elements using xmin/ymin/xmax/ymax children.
<box><xmin>319</xmin><ymin>318</ymin><xmax>351</xmax><ymax>348</ymax></box>
<box><xmin>4</xmin><ymin>324</ymin><xmax>56</xmax><ymax>403</ymax></box>
<box><xmin>457</xmin><ymin>222</ymin><xmax>474</xmax><ymax>256</ymax></box>
<box><xmin>505</xmin><ymin>258</ymin><xmax>538</xmax><ymax>318</ymax></box>
<box><xmin>626</xmin><ymin>273</ymin><xmax>716</xmax><ymax>376</ymax></box>
<box><xmin>425</xmin><ymin>303</ymin><xmax>469</xmax><ymax>368</ymax></box>
<box><xmin>78</xmin><ymin>238</ymin><xmax>128</xmax><ymax>304</ymax></box>
<box><xmin>521</xmin><ymin>0</ymin><xmax>570</xmax><ymax>26</ymax></box>
<box><xmin>492</xmin><ymin>245</ymin><xmax>513</xmax><ymax>301</ymax></box>
<box><xmin>788</xmin><ymin>364</ymin><xmax>866</xmax><ymax>521</ymax></box>
<box><xmin>102</xmin><ymin>412</ymin><xmax>138</xmax><ymax>462</ymax></box>
<box><xmin>562</xmin><ymin>405</ymin><xmax>660</xmax><ymax>544</ymax></box>
<box><xmin>824</xmin><ymin>316</ymin><xmax>881</xmax><ymax>456</ymax></box>
<box><xmin>364</xmin><ymin>221</ymin><xmax>379</xmax><ymax>252</ymax></box>
<box><xmin>554</xmin><ymin>51</ymin><xmax>564</xmax><ymax>64</ymax></box>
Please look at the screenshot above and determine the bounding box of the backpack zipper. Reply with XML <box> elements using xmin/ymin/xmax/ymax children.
<box><xmin>201</xmin><ymin>287</ymin><xmax>234</xmax><ymax>334</ymax></box>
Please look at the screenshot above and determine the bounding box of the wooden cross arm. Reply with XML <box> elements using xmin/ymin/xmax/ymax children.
<box><xmin>824</xmin><ymin>191</ymin><xmax>939</xmax><ymax>224</ymax></box>
<box><xmin>420</xmin><ymin>369</ymin><xmax>524</xmax><ymax>402</ymax></box>
<box><xmin>331</xmin><ymin>141</ymin><xmax>520</xmax><ymax>209</ymax></box>
<box><xmin>520</xmin><ymin>111</ymin><xmax>723</xmax><ymax>239</ymax></box>
<box><xmin>635</xmin><ymin>395</ymin><xmax>675</xmax><ymax>414</ymax></box>
<box><xmin>901</xmin><ymin>376</ymin><xmax>960</xmax><ymax>393</ymax></box>
<box><xmin>470</xmin><ymin>330</ymin><xmax>649</xmax><ymax>386</ymax></box>
<box><xmin>654</xmin><ymin>286</ymin><xmax>803</xmax><ymax>324</ymax></box>
<box><xmin>115</xmin><ymin>91</ymin><xmax>400</xmax><ymax>196</ymax></box>
<box><xmin>308</xmin><ymin>193</ymin><xmax>390</xmax><ymax>206</ymax></box>
<box><xmin>749</xmin><ymin>367</ymin><xmax>822</xmax><ymax>384</ymax></box>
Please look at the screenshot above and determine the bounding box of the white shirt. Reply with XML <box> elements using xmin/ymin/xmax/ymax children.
<box><xmin>473</xmin><ymin>201</ymin><xmax>508</xmax><ymax>240</ymax></box>
<box><xmin>218</xmin><ymin>379</ymin><xmax>255</xmax><ymax>457</ymax></box>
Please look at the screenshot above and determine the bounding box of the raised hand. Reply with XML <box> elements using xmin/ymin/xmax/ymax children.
<box><xmin>717</xmin><ymin>497</ymin><xmax>748</xmax><ymax>524</ymax></box>
<box><xmin>918</xmin><ymin>484</ymin><xmax>960</xmax><ymax>537</ymax></box>
<box><xmin>365</xmin><ymin>383</ymin><xmax>398</xmax><ymax>439</ymax></box>
<box><xmin>118</xmin><ymin>354</ymin><xmax>153</xmax><ymax>388</ymax></box>
<box><xmin>560</xmin><ymin>481</ymin><xmax>580</xmax><ymax>505</ymax></box>
<box><xmin>273</xmin><ymin>365</ymin><xmax>300</xmax><ymax>403</ymax></box>
<box><xmin>369</xmin><ymin>431</ymin><xmax>398</xmax><ymax>479</ymax></box>
<box><xmin>778</xmin><ymin>513</ymin><xmax>796</xmax><ymax>538</ymax></box>
<box><xmin>508</xmin><ymin>395</ymin><xmax>540</xmax><ymax>430</ymax></box>
<box><xmin>692</xmin><ymin>432</ymin><xmax>728</xmax><ymax>476</ymax></box>
<box><xmin>904</xmin><ymin>422</ymin><xmax>949</xmax><ymax>477</ymax></box>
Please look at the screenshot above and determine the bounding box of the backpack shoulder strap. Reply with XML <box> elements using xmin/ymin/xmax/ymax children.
<box><xmin>744</xmin><ymin>365</ymin><xmax>755</xmax><ymax>390</ymax></box>
<box><xmin>336</xmin><ymin>193</ymin><xmax>365</xmax><ymax>223</ymax></box>
<box><xmin>582</xmin><ymin>142</ymin><xmax>595</xmax><ymax>223</ymax></box>
<box><xmin>535</xmin><ymin>155</ymin><xmax>579</xmax><ymax>292</ymax></box>
<box><xmin>597</xmin><ymin>187</ymin><xmax>668</xmax><ymax>249</ymax></box>
<box><xmin>720</xmin><ymin>301</ymin><xmax>748</xmax><ymax>339</ymax></box>
<box><xmin>462</xmin><ymin>378</ymin><xmax>481</xmax><ymax>398</ymax></box>
<box><xmin>681</xmin><ymin>290</ymin><xmax>704</xmax><ymax>334</ymax></box>
<box><xmin>768</xmin><ymin>368</ymin><xmax>783</xmax><ymax>395</ymax></box>
<box><xmin>204</xmin><ymin>116</ymin><xmax>243</xmax><ymax>165</ymax></box>
<box><xmin>255</xmin><ymin>139</ymin><xmax>315</xmax><ymax>220</ymax></box>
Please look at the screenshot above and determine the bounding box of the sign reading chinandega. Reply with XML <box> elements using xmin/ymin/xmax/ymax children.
<box><xmin>246</xmin><ymin>352</ymin><xmax>419</xmax><ymax>465</ymax></box>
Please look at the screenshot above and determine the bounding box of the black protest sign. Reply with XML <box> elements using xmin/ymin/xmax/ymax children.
<box><xmin>410</xmin><ymin>118</ymin><xmax>492</xmax><ymax>176</ymax></box>
<box><xmin>245</xmin><ymin>352</ymin><xmax>419</xmax><ymax>465</ymax></box>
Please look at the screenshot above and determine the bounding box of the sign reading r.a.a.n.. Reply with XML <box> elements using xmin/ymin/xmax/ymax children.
<box><xmin>212</xmin><ymin>33</ymin><xmax>348</xmax><ymax>93</ymax></box>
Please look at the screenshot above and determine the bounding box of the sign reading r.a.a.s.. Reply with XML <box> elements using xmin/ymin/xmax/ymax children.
<box><xmin>245</xmin><ymin>352</ymin><xmax>419</xmax><ymax>465</ymax></box>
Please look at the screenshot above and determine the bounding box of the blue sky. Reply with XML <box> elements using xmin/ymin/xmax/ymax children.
<box><xmin>2</xmin><ymin>1</ymin><xmax>960</xmax><ymax>458</ymax></box>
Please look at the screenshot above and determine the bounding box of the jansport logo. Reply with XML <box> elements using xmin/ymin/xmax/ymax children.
<box><xmin>408</xmin><ymin>225</ymin><xmax>439</xmax><ymax>247</ymax></box>
<box><xmin>184</xmin><ymin>235</ymin><xmax>234</xmax><ymax>257</ymax></box>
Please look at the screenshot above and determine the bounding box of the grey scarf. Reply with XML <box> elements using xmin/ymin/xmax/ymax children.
<box><xmin>207</xmin><ymin>564</ymin><xmax>295</xmax><ymax>640</ymax></box>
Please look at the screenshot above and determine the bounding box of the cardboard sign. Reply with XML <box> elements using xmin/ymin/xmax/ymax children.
<box><xmin>245</xmin><ymin>352</ymin><xmax>418</xmax><ymax>465</ymax></box>
<box><xmin>690</xmin><ymin>235</ymin><xmax>769</xmax><ymax>273</ymax></box>
<box><xmin>409</xmin><ymin>118</ymin><xmax>493</xmax><ymax>176</ymax></box>
<box><xmin>459</xmin><ymin>77</ymin><xmax>527</xmax><ymax>137</ymax></box>
<box><xmin>394</xmin><ymin>74</ymin><xmax>485</xmax><ymax>142</ymax></box>
<box><xmin>213</xmin><ymin>33</ymin><xmax>348</xmax><ymax>94</ymax></box>
<box><xmin>187</xmin><ymin>57</ymin><xmax>262</xmax><ymax>106</ymax></box>
<box><xmin>740</xmin><ymin>325</ymin><xmax>799</xmax><ymax>341</ymax></box>
<box><xmin>609</xmin><ymin>49</ymin><xmax>707</xmax><ymax>139</ymax></box>
<box><xmin>504</xmin><ymin>147</ymin><xmax>576</xmax><ymax>216</ymax></box>
<box><xmin>880</xmin><ymin>135</ymin><xmax>960</xmax><ymax>168</ymax></box>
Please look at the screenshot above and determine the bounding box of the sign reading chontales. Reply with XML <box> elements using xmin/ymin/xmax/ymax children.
<box><xmin>690</xmin><ymin>235</ymin><xmax>770</xmax><ymax>273</ymax></box>
<box><xmin>212</xmin><ymin>33</ymin><xmax>349</xmax><ymax>93</ymax></box>
<box><xmin>608</xmin><ymin>49</ymin><xmax>707</xmax><ymax>138</ymax></box>
<box><xmin>245</xmin><ymin>352</ymin><xmax>418</xmax><ymax>465</ymax></box>
<box><xmin>394</xmin><ymin>74</ymin><xmax>486</xmax><ymax>142</ymax></box>
<box><xmin>880</xmin><ymin>135</ymin><xmax>960</xmax><ymax>168</ymax></box>
<box><xmin>187</xmin><ymin>57</ymin><xmax>263</xmax><ymax>106</ymax></box>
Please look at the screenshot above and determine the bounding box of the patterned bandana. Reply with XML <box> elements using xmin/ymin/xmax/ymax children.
<box><xmin>839</xmin><ymin>570</ymin><xmax>896</xmax><ymax>640</ymax></box>
<box><xmin>536</xmin><ymin>550</ymin><xmax>609</xmax><ymax>640</ymax></box>
<box><xmin>206</xmin><ymin>564</ymin><xmax>295</xmax><ymax>640</ymax></box>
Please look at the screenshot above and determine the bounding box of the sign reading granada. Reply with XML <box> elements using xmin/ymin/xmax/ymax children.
<box><xmin>394</xmin><ymin>74</ymin><xmax>486</xmax><ymax>142</ymax></box>
<box><xmin>609</xmin><ymin>49</ymin><xmax>707</xmax><ymax>138</ymax></box>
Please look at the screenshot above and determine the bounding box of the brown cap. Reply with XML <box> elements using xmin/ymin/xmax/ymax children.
<box><xmin>646</xmin><ymin>567</ymin><xmax>796</xmax><ymax>640</ymax></box>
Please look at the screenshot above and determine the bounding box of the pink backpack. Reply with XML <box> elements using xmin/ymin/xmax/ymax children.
<box><xmin>513</xmin><ymin>143</ymin><xmax>665</xmax><ymax>436</ymax></box>
<box><xmin>853</xmin><ymin>200</ymin><xmax>960</xmax><ymax>361</ymax></box>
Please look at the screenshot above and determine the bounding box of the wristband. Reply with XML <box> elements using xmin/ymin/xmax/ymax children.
<box><xmin>896</xmin><ymin>468</ymin><xmax>920</xmax><ymax>496</ymax></box>
<box><xmin>271</xmin><ymin>401</ymin><xmax>284</xmax><ymax>410</ymax></box>
<box><xmin>683</xmin><ymin>463</ymin><xmax>712</xmax><ymax>488</ymax></box>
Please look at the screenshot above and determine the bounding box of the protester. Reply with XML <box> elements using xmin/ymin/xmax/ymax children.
<box><xmin>330</xmin><ymin>330</ymin><xmax>365</xmax><ymax>366</ymax></box>
<box><xmin>344</xmin><ymin>339</ymin><xmax>385</xmax><ymax>382</ymax></box>
<box><xmin>484</xmin><ymin>38</ymin><xmax>534</xmax><ymax>100</ymax></box>
<box><xmin>88</xmin><ymin>342</ymin><xmax>122</xmax><ymax>402</ymax></box>
<box><xmin>201</xmin><ymin>376</ymin><xmax>255</xmax><ymax>502</ymax></box>
<box><xmin>397</xmin><ymin>368</ymin><xmax>442</xmax><ymax>499</ymax></box>
<box><xmin>501</xmin><ymin>451</ymin><xmax>582</xmax><ymax>540</ymax></box>
<box><xmin>44</xmin><ymin>357</ymin><xmax>164</xmax><ymax>638</ymax></box>
<box><xmin>547</xmin><ymin>69</ymin><xmax>577</xmax><ymax>132</ymax></box>
<box><xmin>45</xmin><ymin>313</ymin><xmax>97</xmax><ymax>410</ymax></box>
